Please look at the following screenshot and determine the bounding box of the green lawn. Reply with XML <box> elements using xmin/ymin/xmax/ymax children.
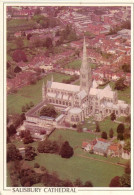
<box><xmin>99</xmin><ymin>117</ymin><xmax>119</xmax><ymax>136</ymax></box>
<box><xmin>8</xmin><ymin>129</ymin><xmax>126</xmax><ymax>187</ymax></box>
<box><xmin>7</xmin><ymin>72</ymin><xmax>72</xmax><ymax>114</ymax></box>
<box><xmin>27</xmin><ymin>150</ymin><xmax>124</xmax><ymax>187</ymax></box>
<box><xmin>65</xmin><ymin>59</ymin><xmax>96</xmax><ymax>70</ymax></box>
<box><xmin>49</xmin><ymin>129</ymin><xmax>96</xmax><ymax>148</ymax></box>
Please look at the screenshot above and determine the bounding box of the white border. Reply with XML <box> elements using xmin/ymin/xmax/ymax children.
<box><xmin>0</xmin><ymin>0</ymin><xmax>133</xmax><ymax>194</ymax></box>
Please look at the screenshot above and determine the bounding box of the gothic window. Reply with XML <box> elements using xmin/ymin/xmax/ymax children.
<box><xmin>69</xmin><ymin>102</ymin><xmax>71</xmax><ymax>106</ymax></box>
<box><xmin>116</xmin><ymin>110</ymin><xmax>118</xmax><ymax>115</ymax></box>
<box><xmin>66</xmin><ymin>102</ymin><xmax>68</xmax><ymax>106</ymax></box>
<box><xmin>59</xmin><ymin>101</ymin><xmax>61</xmax><ymax>104</ymax></box>
<box><xmin>56</xmin><ymin>100</ymin><xmax>58</xmax><ymax>104</ymax></box>
<box><xmin>106</xmin><ymin>109</ymin><xmax>108</xmax><ymax>113</ymax></box>
<box><xmin>49</xmin><ymin>99</ymin><xmax>52</xmax><ymax>103</ymax></box>
<box><xmin>63</xmin><ymin>101</ymin><xmax>65</xmax><ymax>105</ymax></box>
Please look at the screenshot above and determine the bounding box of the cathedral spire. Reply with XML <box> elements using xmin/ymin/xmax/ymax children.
<box><xmin>82</xmin><ymin>36</ymin><xmax>88</xmax><ymax>69</ymax></box>
<box><xmin>80</xmin><ymin>37</ymin><xmax>92</xmax><ymax>93</ymax></box>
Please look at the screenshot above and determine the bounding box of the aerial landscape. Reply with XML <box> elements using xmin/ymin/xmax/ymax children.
<box><xmin>6</xmin><ymin>6</ymin><xmax>131</xmax><ymax>187</ymax></box>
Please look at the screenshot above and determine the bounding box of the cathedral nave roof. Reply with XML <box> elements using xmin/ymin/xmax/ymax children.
<box><xmin>47</xmin><ymin>81</ymin><xmax>80</xmax><ymax>92</ymax></box>
<box><xmin>77</xmin><ymin>90</ymin><xmax>87</xmax><ymax>99</ymax></box>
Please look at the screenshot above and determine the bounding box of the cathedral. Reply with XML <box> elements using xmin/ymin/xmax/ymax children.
<box><xmin>41</xmin><ymin>38</ymin><xmax>130</xmax><ymax>124</ymax></box>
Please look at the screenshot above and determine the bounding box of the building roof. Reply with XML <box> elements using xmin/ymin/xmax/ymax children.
<box><xmin>69</xmin><ymin>107</ymin><xmax>82</xmax><ymax>114</ymax></box>
<box><xmin>77</xmin><ymin>90</ymin><xmax>87</xmax><ymax>99</ymax></box>
<box><xmin>47</xmin><ymin>81</ymin><xmax>80</xmax><ymax>92</ymax></box>
<box><xmin>82</xmin><ymin>142</ymin><xmax>89</xmax><ymax>148</ymax></box>
<box><xmin>90</xmin><ymin>86</ymin><xmax>115</xmax><ymax>100</ymax></box>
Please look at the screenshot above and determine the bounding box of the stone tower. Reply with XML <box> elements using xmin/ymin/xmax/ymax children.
<box><xmin>80</xmin><ymin>37</ymin><xmax>92</xmax><ymax>93</ymax></box>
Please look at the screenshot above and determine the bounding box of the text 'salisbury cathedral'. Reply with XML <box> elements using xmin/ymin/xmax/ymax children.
<box><xmin>24</xmin><ymin>38</ymin><xmax>130</xmax><ymax>131</ymax></box>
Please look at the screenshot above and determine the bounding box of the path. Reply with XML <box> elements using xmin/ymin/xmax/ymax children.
<box><xmin>76</xmin><ymin>154</ymin><xmax>126</xmax><ymax>168</ymax></box>
<box><xmin>114</xmin><ymin>120</ymin><xmax>129</xmax><ymax>125</ymax></box>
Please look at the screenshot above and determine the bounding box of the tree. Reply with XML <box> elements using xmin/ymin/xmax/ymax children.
<box><xmin>45</xmin><ymin>37</ymin><xmax>53</xmax><ymax>49</ymax></box>
<box><xmin>123</xmin><ymin>140</ymin><xmax>131</xmax><ymax>152</ymax></box>
<box><xmin>117</xmin><ymin>123</ymin><xmax>125</xmax><ymax>134</ymax></box>
<box><xmin>122</xmin><ymin>63</ymin><xmax>130</xmax><ymax>73</ymax></box>
<box><xmin>84</xmin><ymin>181</ymin><xmax>93</xmax><ymax>187</ymax></box>
<box><xmin>40</xmin><ymin>104</ymin><xmax>58</xmax><ymax>118</ymax></box>
<box><xmin>109</xmin><ymin>176</ymin><xmax>121</xmax><ymax>187</ymax></box>
<box><xmin>77</xmin><ymin>123</ymin><xmax>83</xmax><ymax>133</ymax></box>
<box><xmin>120</xmin><ymin>174</ymin><xmax>131</xmax><ymax>187</ymax></box>
<box><xmin>12</xmin><ymin>50</ymin><xmax>27</xmax><ymax>63</ymax></box>
<box><xmin>37</xmin><ymin>139</ymin><xmax>59</xmax><ymax>154</ymax></box>
<box><xmin>96</xmin><ymin>121</ymin><xmax>100</xmax><ymax>132</ymax></box>
<box><xmin>22</xmin><ymin>130</ymin><xmax>34</xmax><ymax>144</ymax></box>
<box><xmin>25</xmin><ymin>146</ymin><xmax>37</xmax><ymax>161</ymax></box>
<box><xmin>60</xmin><ymin>141</ymin><xmax>74</xmax><ymax>158</ymax></box>
<box><xmin>62</xmin><ymin>179</ymin><xmax>74</xmax><ymax>187</ymax></box>
<box><xmin>114</xmin><ymin>78</ymin><xmax>126</xmax><ymax>91</ymax></box>
<box><xmin>34</xmin><ymin>7</ymin><xmax>41</xmax><ymax>15</ymax></box>
<box><xmin>125</xmin><ymin>161</ymin><xmax>131</xmax><ymax>175</ymax></box>
<box><xmin>74</xmin><ymin>178</ymin><xmax>83</xmax><ymax>187</ymax></box>
<box><xmin>34</xmin><ymin>163</ymin><xmax>40</xmax><ymax>168</ymax></box>
<box><xmin>14</xmin><ymin>66</ymin><xmax>22</xmax><ymax>73</ymax></box>
<box><xmin>27</xmin><ymin>33</ymin><xmax>32</xmax><ymax>40</ymax></box>
<box><xmin>110</xmin><ymin>112</ymin><xmax>116</xmax><ymax>121</ymax></box>
<box><xmin>29</xmin><ymin>101</ymin><xmax>34</xmax><ymax>107</ymax></box>
<box><xmin>117</xmin><ymin>133</ymin><xmax>124</xmax><ymax>140</ymax></box>
<box><xmin>22</xmin><ymin>106</ymin><xmax>26</xmax><ymax>113</ymax></box>
<box><xmin>7</xmin><ymin>125</ymin><xmax>16</xmax><ymax>136</ymax></box>
<box><xmin>7</xmin><ymin>144</ymin><xmax>22</xmax><ymax>162</ymax></box>
<box><xmin>101</xmin><ymin>131</ymin><xmax>107</xmax><ymax>139</ymax></box>
<box><xmin>109</xmin><ymin>128</ymin><xmax>114</xmax><ymax>138</ymax></box>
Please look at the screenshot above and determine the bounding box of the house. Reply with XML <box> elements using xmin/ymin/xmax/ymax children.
<box><xmin>107</xmin><ymin>144</ymin><xmax>121</xmax><ymax>157</ymax></box>
<box><xmin>93</xmin><ymin>138</ymin><xmax>111</xmax><ymax>156</ymax></box>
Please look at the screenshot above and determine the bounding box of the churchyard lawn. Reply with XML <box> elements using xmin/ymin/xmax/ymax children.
<box><xmin>25</xmin><ymin>129</ymin><xmax>125</xmax><ymax>187</ymax></box>
<box><xmin>7</xmin><ymin>72</ymin><xmax>72</xmax><ymax>114</ymax></box>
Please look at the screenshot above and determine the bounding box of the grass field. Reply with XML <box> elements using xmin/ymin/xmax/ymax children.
<box><xmin>7</xmin><ymin>72</ymin><xmax>72</xmax><ymax>114</ymax></box>
<box><xmin>27</xmin><ymin>153</ymin><xmax>124</xmax><ymax>187</ymax></box>
<box><xmin>65</xmin><ymin>59</ymin><xmax>96</xmax><ymax>70</ymax></box>
<box><xmin>26</xmin><ymin>129</ymin><xmax>125</xmax><ymax>187</ymax></box>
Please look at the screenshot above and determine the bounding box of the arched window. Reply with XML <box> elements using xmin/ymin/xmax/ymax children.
<box><xmin>56</xmin><ymin>100</ymin><xmax>58</xmax><ymax>104</ymax></box>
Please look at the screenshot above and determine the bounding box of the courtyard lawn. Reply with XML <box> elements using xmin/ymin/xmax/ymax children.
<box><xmin>7</xmin><ymin>72</ymin><xmax>72</xmax><ymax>114</ymax></box>
<box><xmin>27</xmin><ymin>152</ymin><xmax>124</xmax><ymax>187</ymax></box>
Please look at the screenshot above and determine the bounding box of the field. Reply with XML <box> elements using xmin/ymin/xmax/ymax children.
<box><xmin>7</xmin><ymin>72</ymin><xmax>72</xmax><ymax>114</ymax></box>
<box><xmin>65</xmin><ymin>59</ymin><xmax>96</xmax><ymax>70</ymax></box>
<box><xmin>26</xmin><ymin>129</ymin><xmax>126</xmax><ymax>187</ymax></box>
